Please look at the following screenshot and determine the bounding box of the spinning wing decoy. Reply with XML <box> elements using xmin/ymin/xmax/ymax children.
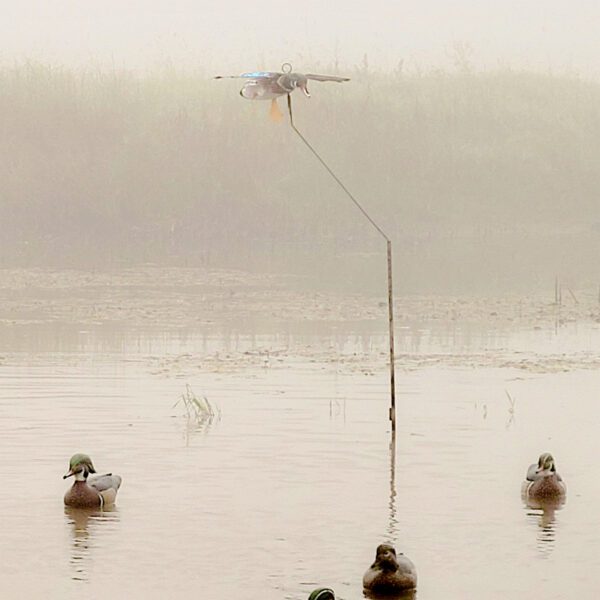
<box><xmin>215</xmin><ymin>64</ymin><xmax>349</xmax><ymax>121</ymax></box>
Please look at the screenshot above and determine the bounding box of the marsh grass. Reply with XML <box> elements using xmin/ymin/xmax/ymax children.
<box><xmin>174</xmin><ymin>384</ymin><xmax>218</xmax><ymax>426</ymax></box>
<box><xmin>505</xmin><ymin>389</ymin><xmax>516</xmax><ymax>428</ymax></box>
<box><xmin>3</xmin><ymin>62</ymin><xmax>600</xmax><ymax>291</ymax></box>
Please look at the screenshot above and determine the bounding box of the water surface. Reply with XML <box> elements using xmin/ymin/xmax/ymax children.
<box><xmin>1</xmin><ymin>323</ymin><xmax>599</xmax><ymax>599</ymax></box>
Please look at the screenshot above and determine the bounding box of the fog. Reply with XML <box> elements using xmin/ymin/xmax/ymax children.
<box><xmin>5</xmin><ymin>1</ymin><xmax>600</xmax><ymax>74</ymax></box>
<box><xmin>3</xmin><ymin>2</ymin><xmax>600</xmax><ymax>294</ymax></box>
<box><xmin>5</xmin><ymin>8</ymin><xmax>600</xmax><ymax>598</ymax></box>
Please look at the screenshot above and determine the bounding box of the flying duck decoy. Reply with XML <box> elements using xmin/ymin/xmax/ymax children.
<box><xmin>63</xmin><ymin>453</ymin><xmax>122</xmax><ymax>509</ymax></box>
<box><xmin>363</xmin><ymin>543</ymin><xmax>417</xmax><ymax>595</ymax></box>
<box><xmin>522</xmin><ymin>452</ymin><xmax>566</xmax><ymax>501</ymax></box>
<box><xmin>215</xmin><ymin>63</ymin><xmax>349</xmax><ymax>121</ymax></box>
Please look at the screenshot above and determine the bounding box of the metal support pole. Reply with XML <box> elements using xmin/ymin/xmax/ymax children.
<box><xmin>387</xmin><ymin>240</ymin><xmax>396</xmax><ymax>431</ymax></box>
<box><xmin>286</xmin><ymin>93</ymin><xmax>397</xmax><ymax>430</ymax></box>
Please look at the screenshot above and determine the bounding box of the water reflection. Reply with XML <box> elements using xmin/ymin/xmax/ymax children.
<box><xmin>364</xmin><ymin>588</ymin><xmax>416</xmax><ymax>600</ymax></box>
<box><xmin>64</xmin><ymin>506</ymin><xmax>120</xmax><ymax>581</ymax></box>
<box><xmin>387</xmin><ymin>428</ymin><xmax>397</xmax><ymax>539</ymax></box>
<box><xmin>377</xmin><ymin>430</ymin><xmax>416</xmax><ymax>600</ymax></box>
<box><xmin>328</xmin><ymin>398</ymin><xmax>346</xmax><ymax>420</ymax></box>
<box><xmin>177</xmin><ymin>410</ymin><xmax>219</xmax><ymax>446</ymax></box>
<box><xmin>4</xmin><ymin>314</ymin><xmax>600</xmax><ymax>361</ymax></box>
<box><xmin>522</xmin><ymin>496</ymin><xmax>566</xmax><ymax>556</ymax></box>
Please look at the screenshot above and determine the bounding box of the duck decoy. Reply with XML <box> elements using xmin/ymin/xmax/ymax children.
<box><xmin>215</xmin><ymin>63</ymin><xmax>349</xmax><ymax>121</ymax></box>
<box><xmin>363</xmin><ymin>543</ymin><xmax>417</xmax><ymax>595</ymax></box>
<box><xmin>522</xmin><ymin>452</ymin><xmax>566</xmax><ymax>501</ymax></box>
<box><xmin>63</xmin><ymin>453</ymin><xmax>122</xmax><ymax>509</ymax></box>
<box><xmin>308</xmin><ymin>589</ymin><xmax>335</xmax><ymax>600</ymax></box>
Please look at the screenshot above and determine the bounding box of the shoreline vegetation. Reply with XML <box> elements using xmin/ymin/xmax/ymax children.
<box><xmin>2</xmin><ymin>266</ymin><xmax>600</xmax><ymax>375</ymax></box>
<box><xmin>2</xmin><ymin>266</ymin><xmax>600</xmax><ymax>326</ymax></box>
<box><xmin>2</xmin><ymin>63</ymin><xmax>600</xmax><ymax>294</ymax></box>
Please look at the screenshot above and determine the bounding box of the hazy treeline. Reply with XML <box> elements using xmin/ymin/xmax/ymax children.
<box><xmin>2</xmin><ymin>62</ymin><xmax>600</xmax><ymax>293</ymax></box>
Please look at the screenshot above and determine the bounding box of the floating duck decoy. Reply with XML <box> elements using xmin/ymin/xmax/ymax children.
<box><xmin>308</xmin><ymin>588</ymin><xmax>335</xmax><ymax>600</ymax></box>
<box><xmin>522</xmin><ymin>452</ymin><xmax>566</xmax><ymax>501</ymax></box>
<box><xmin>63</xmin><ymin>453</ymin><xmax>122</xmax><ymax>509</ymax></box>
<box><xmin>363</xmin><ymin>543</ymin><xmax>417</xmax><ymax>596</ymax></box>
<box><xmin>215</xmin><ymin>63</ymin><xmax>349</xmax><ymax>121</ymax></box>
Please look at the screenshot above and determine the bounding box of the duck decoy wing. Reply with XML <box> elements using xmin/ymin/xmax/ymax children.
<box><xmin>305</xmin><ymin>74</ymin><xmax>350</xmax><ymax>83</ymax></box>
<box><xmin>214</xmin><ymin>71</ymin><xmax>282</xmax><ymax>82</ymax></box>
<box><xmin>89</xmin><ymin>473</ymin><xmax>122</xmax><ymax>493</ymax></box>
<box><xmin>215</xmin><ymin>72</ymin><xmax>288</xmax><ymax>100</ymax></box>
<box><xmin>89</xmin><ymin>473</ymin><xmax>122</xmax><ymax>506</ymax></box>
<box><xmin>526</xmin><ymin>463</ymin><xmax>538</xmax><ymax>481</ymax></box>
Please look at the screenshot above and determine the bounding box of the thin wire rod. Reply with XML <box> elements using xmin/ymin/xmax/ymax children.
<box><xmin>286</xmin><ymin>93</ymin><xmax>396</xmax><ymax>430</ymax></box>
<box><xmin>286</xmin><ymin>94</ymin><xmax>390</xmax><ymax>242</ymax></box>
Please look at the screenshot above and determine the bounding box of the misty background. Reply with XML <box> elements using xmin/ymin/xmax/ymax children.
<box><xmin>2</xmin><ymin>2</ymin><xmax>600</xmax><ymax>294</ymax></box>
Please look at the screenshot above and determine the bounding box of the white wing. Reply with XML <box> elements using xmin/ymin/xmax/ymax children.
<box><xmin>305</xmin><ymin>74</ymin><xmax>350</xmax><ymax>83</ymax></box>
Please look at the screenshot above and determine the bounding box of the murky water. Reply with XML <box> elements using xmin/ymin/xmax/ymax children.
<box><xmin>1</xmin><ymin>321</ymin><xmax>600</xmax><ymax>599</ymax></box>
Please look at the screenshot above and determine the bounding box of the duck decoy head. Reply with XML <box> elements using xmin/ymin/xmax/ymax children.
<box><xmin>277</xmin><ymin>72</ymin><xmax>310</xmax><ymax>97</ymax></box>
<box><xmin>63</xmin><ymin>453</ymin><xmax>96</xmax><ymax>480</ymax></box>
<box><xmin>536</xmin><ymin>452</ymin><xmax>556</xmax><ymax>473</ymax></box>
<box><xmin>374</xmin><ymin>543</ymin><xmax>400</xmax><ymax>571</ymax></box>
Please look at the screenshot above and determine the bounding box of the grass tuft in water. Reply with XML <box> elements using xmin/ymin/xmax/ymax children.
<box><xmin>173</xmin><ymin>384</ymin><xmax>217</xmax><ymax>425</ymax></box>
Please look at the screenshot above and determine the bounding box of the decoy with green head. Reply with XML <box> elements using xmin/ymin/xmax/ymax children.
<box><xmin>522</xmin><ymin>452</ymin><xmax>566</xmax><ymax>501</ymax></box>
<box><xmin>63</xmin><ymin>453</ymin><xmax>122</xmax><ymax>509</ymax></box>
<box><xmin>308</xmin><ymin>589</ymin><xmax>335</xmax><ymax>600</ymax></box>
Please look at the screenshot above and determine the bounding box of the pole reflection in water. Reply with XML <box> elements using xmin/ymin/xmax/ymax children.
<box><xmin>365</xmin><ymin>589</ymin><xmax>416</xmax><ymax>600</ymax></box>
<box><xmin>64</xmin><ymin>506</ymin><xmax>120</xmax><ymax>581</ymax></box>
<box><xmin>375</xmin><ymin>429</ymin><xmax>417</xmax><ymax>600</ymax></box>
<box><xmin>387</xmin><ymin>427</ymin><xmax>397</xmax><ymax>540</ymax></box>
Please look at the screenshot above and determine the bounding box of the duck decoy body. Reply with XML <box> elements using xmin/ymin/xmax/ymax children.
<box><xmin>522</xmin><ymin>452</ymin><xmax>566</xmax><ymax>500</ymax></box>
<box><xmin>63</xmin><ymin>453</ymin><xmax>122</xmax><ymax>509</ymax></box>
<box><xmin>363</xmin><ymin>543</ymin><xmax>417</xmax><ymax>594</ymax></box>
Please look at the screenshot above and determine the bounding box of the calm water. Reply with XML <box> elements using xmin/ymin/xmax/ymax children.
<box><xmin>1</xmin><ymin>322</ymin><xmax>600</xmax><ymax>599</ymax></box>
